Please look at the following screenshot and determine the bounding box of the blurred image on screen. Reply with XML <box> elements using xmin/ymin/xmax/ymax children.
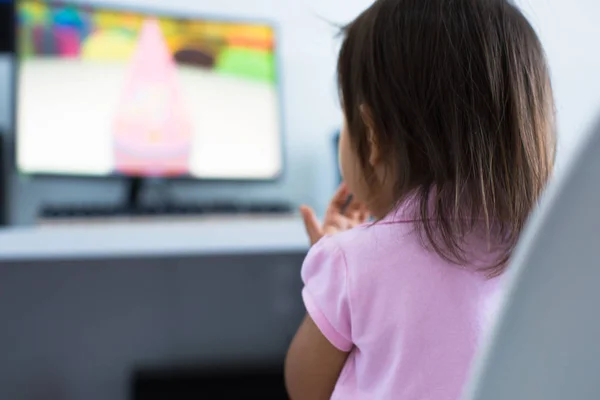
<box><xmin>16</xmin><ymin>0</ymin><xmax>283</xmax><ymax>179</ymax></box>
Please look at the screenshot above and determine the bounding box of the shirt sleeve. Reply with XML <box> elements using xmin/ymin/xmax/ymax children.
<box><xmin>301</xmin><ymin>236</ymin><xmax>353</xmax><ymax>352</ymax></box>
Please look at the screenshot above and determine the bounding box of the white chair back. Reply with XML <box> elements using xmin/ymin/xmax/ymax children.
<box><xmin>463</xmin><ymin>118</ymin><xmax>600</xmax><ymax>400</ymax></box>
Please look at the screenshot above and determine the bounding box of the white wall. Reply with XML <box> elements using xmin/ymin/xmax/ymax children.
<box><xmin>518</xmin><ymin>0</ymin><xmax>600</xmax><ymax>169</ymax></box>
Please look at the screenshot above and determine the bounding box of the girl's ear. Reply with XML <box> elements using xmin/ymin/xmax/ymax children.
<box><xmin>359</xmin><ymin>105</ymin><xmax>381</xmax><ymax>167</ymax></box>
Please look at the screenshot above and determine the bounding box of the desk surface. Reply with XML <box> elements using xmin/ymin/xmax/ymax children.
<box><xmin>0</xmin><ymin>215</ymin><xmax>309</xmax><ymax>261</ymax></box>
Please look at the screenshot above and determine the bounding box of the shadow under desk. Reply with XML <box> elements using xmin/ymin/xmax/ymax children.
<box><xmin>0</xmin><ymin>216</ymin><xmax>308</xmax><ymax>400</ymax></box>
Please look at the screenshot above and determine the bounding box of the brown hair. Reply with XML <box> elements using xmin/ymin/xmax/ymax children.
<box><xmin>338</xmin><ymin>0</ymin><xmax>556</xmax><ymax>275</ymax></box>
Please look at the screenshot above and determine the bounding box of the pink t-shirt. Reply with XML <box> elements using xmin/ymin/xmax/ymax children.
<box><xmin>301</xmin><ymin>207</ymin><xmax>503</xmax><ymax>399</ymax></box>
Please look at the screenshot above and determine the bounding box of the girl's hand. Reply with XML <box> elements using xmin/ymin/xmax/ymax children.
<box><xmin>300</xmin><ymin>183</ymin><xmax>370</xmax><ymax>246</ymax></box>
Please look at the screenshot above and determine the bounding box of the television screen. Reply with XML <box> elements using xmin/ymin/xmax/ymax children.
<box><xmin>16</xmin><ymin>0</ymin><xmax>283</xmax><ymax>179</ymax></box>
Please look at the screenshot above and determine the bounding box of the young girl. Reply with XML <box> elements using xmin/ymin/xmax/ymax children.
<box><xmin>285</xmin><ymin>0</ymin><xmax>555</xmax><ymax>399</ymax></box>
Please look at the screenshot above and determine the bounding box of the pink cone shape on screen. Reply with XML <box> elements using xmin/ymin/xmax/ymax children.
<box><xmin>113</xmin><ymin>19</ymin><xmax>192</xmax><ymax>176</ymax></box>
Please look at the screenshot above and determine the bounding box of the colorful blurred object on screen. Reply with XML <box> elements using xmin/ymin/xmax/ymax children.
<box><xmin>17</xmin><ymin>0</ymin><xmax>277</xmax><ymax>83</ymax></box>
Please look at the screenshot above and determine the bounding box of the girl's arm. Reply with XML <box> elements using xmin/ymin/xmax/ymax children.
<box><xmin>287</xmin><ymin>183</ymin><xmax>365</xmax><ymax>399</ymax></box>
<box><xmin>285</xmin><ymin>314</ymin><xmax>350</xmax><ymax>400</ymax></box>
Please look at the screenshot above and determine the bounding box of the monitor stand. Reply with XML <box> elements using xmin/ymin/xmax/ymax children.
<box><xmin>38</xmin><ymin>177</ymin><xmax>293</xmax><ymax>221</ymax></box>
<box><xmin>125</xmin><ymin>177</ymin><xmax>144</xmax><ymax>214</ymax></box>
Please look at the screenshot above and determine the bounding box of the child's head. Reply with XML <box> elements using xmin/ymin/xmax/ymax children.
<box><xmin>337</xmin><ymin>0</ymin><xmax>555</xmax><ymax>273</ymax></box>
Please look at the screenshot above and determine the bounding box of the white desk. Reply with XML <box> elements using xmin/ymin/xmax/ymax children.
<box><xmin>0</xmin><ymin>215</ymin><xmax>309</xmax><ymax>261</ymax></box>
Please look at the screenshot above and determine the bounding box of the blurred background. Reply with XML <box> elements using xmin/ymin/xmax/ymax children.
<box><xmin>0</xmin><ymin>0</ymin><xmax>599</xmax><ymax>399</ymax></box>
<box><xmin>1</xmin><ymin>0</ymin><xmax>370</xmax><ymax>224</ymax></box>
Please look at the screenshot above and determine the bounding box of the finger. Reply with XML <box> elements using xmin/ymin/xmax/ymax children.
<box><xmin>352</xmin><ymin>211</ymin><xmax>371</xmax><ymax>227</ymax></box>
<box><xmin>359</xmin><ymin>203</ymin><xmax>371</xmax><ymax>217</ymax></box>
<box><xmin>330</xmin><ymin>184</ymin><xmax>351</xmax><ymax>210</ymax></box>
<box><xmin>343</xmin><ymin>197</ymin><xmax>369</xmax><ymax>219</ymax></box>
<box><xmin>354</xmin><ymin>203</ymin><xmax>369</xmax><ymax>218</ymax></box>
<box><xmin>324</xmin><ymin>214</ymin><xmax>353</xmax><ymax>234</ymax></box>
<box><xmin>300</xmin><ymin>206</ymin><xmax>323</xmax><ymax>244</ymax></box>
<box><xmin>343</xmin><ymin>197</ymin><xmax>363</xmax><ymax>216</ymax></box>
<box><xmin>349</xmin><ymin>210</ymin><xmax>363</xmax><ymax>224</ymax></box>
<box><xmin>359</xmin><ymin>210</ymin><xmax>371</xmax><ymax>222</ymax></box>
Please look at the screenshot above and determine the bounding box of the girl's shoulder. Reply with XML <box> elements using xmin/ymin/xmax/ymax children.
<box><xmin>329</xmin><ymin>216</ymin><xmax>420</xmax><ymax>260</ymax></box>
